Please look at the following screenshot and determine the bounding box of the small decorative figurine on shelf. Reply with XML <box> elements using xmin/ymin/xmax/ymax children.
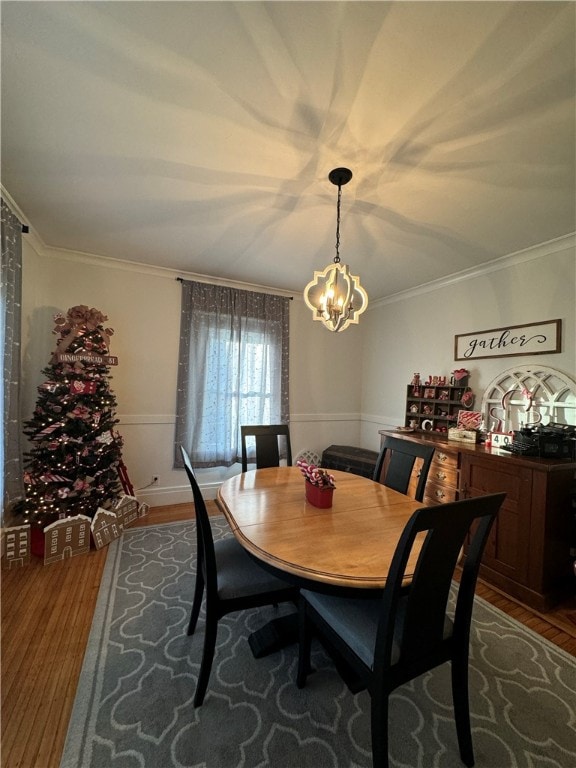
<box><xmin>451</xmin><ymin>368</ymin><xmax>469</xmax><ymax>386</ymax></box>
<box><xmin>423</xmin><ymin>374</ymin><xmax>446</xmax><ymax>386</ymax></box>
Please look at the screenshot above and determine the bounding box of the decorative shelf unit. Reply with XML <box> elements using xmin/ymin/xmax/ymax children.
<box><xmin>405</xmin><ymin>383</ymin><xmax>473</xmax><ymax>433</ymax></box>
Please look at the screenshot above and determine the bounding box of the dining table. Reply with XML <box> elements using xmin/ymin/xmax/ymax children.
<box><xmin>216</xmin><ymin>465</ymin><xmax>426</xmax><ymax>666</ymax></box>
<box><xmin>217</xmin><ymin>465</ymin><xmax>425</xmax><ymax>590</ymax></box>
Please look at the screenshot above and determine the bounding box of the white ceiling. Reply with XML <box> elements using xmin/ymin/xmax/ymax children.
<box><xmin>1</xmin><ymin>1</ymin><xmax>575</xmax><ymax>300</ymax></box>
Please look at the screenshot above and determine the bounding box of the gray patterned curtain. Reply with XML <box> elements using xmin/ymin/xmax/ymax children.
<box><xmin>1</xmin><ymin>198</ymin><xmax>24</xmax><ymax>520</ymax></box>
<box><xmin>175</xmin><ymin>280</ymin><xmax>290</xmax><ymax>468</ymax></box>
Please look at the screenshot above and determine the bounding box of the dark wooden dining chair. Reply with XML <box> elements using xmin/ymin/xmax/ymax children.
<box><xmin>373</xmin><ymin>434</ymin><xmax>435</xmax><ymax>501</ymax></box>
<box><xmin>240</xmin><ymin>424</ymin><xmax>292</xmax><ymax>472</ymax></box>
<box><xmin>296</xmin><ymin>492</ymin><xmax>506</xmax><ymax>768</ymax></box>
<box><xmin>180</xmin><ymin>446</ymin><xmax>298</xmax><ymax>707</ymax></box>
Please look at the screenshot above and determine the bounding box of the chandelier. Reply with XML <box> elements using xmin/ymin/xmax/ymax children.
<box><xmin>303</xmin><ymin>168</ymin><xmax>368</xmax><ymax>332</ymax></box>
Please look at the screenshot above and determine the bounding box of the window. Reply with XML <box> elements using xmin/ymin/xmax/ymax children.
<box><xmin>174</xmin><ymin>280</ymin><xmax>289</xmax><ymax>468</ymax></box>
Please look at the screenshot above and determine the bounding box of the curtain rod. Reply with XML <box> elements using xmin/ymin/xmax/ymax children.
<box><xmin>176</xmin><ymin>276</ymin><xmax>293</xmax><ymax>299</ymax></box>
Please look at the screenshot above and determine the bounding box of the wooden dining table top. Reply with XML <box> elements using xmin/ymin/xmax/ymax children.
<box><xmin>216</xmin><ymin>466</ymin><xmax>425</xmax><ymax>590</ymax></box>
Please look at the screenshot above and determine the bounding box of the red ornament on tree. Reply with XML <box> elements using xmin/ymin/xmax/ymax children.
<box><xmin>69</xmin><ymin>380</ymin><xmax>97</xmax><ymax>395</ymax></box>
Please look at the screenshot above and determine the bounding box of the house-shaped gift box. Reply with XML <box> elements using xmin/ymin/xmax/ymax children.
<box><xmin>91</xmin><ymin>507</ymin><xmax>124</xmax><ymax>550</ymax></box>
<box><xmin>43</xmin><ymin>515</ymin><xmax>91</xmax><ymax>564</ymax></box>
<box><xmin>2</xmin><ymin>525</ymin><xmax>31</xmax><ymax>569</ymax></box>
<box><xmin>114</xmin><ymin>495</ymin><xmax>139</xmax><ymax>528</ymax></box>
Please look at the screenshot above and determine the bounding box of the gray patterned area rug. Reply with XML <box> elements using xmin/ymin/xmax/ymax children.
<box><xmin>61</xmin><ymin>519</ymin><xmax>576</xmax><ymax>768</ymax></box>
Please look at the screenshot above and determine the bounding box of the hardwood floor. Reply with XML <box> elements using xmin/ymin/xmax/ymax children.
<box><xmin>2</xmin><ymin>502</ymin><xmax>575</xmax><ymax>768</ymax></box>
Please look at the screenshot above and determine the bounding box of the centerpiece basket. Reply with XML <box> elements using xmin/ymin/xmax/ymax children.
<box><xmin>297</xmin><ymin>459</ymin><xmax>336</xmax><ymax>508</ymax></box>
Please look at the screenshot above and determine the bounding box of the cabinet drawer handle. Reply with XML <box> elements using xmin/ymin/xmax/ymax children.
<box><xmin>438</xmin><ymin>453</ymin><xmax>448</xmax><ymax>462</ymax></box>
<box><xmin>435</xmin><ymin>471</ymin><xmax>447</xmax><ymax>481</ymax></box>
<box><xmin>434</xmin><ymin>489</ymin><xmax>446</xmax><ymax>500</ymax></box>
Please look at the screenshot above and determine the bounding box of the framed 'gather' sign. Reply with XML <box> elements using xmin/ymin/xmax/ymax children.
<box><xmin>454</xmin><ymin>319</ymin><xmax>561</xmax><ymax>361</ymax></box>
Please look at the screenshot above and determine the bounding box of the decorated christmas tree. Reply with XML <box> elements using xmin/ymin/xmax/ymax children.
<box><xmin>20</xmin><ymin>305</ymin><xmax>126</xmax><ymax>528</ymax></box>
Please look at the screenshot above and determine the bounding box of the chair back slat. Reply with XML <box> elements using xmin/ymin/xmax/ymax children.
<box><xmin>373</xmin><ymin>435</ymin><xmax>435</xmax><ymax>501</ymax></box>
<box><xmin>241</xmin><ymin>424</ymin><xmax>292</xmax><ymax>472</ymax></box>
<box><xmin>255</xmin><ymin>433</ymin><xmax>282</xmax><ymax>468</ymax></box>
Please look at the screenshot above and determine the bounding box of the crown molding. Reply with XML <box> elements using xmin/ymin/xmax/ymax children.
<box><xmin>36</xmin><ymin>231</ymin><xmax>575</xmax><ymax>307</ymax></box>
<box><xmin>35</xmin><ymin>240</ymin><xmax>295</xmax><ymax>298</ymax></box>
<box><xmin>1</xmin><ymin>186</ymin><xmax>46</xmax><ymax>256</ymax></box>
<box><xmin>0</xmin><ymin>186</ymin><xmax>28</xmax><ymax>224</ymax></box>
<box><xmin>368</xmin><ymin>233</ymin><xmax>576</xmax><ymax>309</ymax></box>
<box><xmin>8</xmin><ymin>178</ymin><xmax>572</xmax><ymax>307</ymax></box>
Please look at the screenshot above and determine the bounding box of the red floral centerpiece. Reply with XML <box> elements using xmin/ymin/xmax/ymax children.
<box><xmin>297</xmin><ymin>459</ymin><xmax>336</xmax><ymax>508</ymax></box>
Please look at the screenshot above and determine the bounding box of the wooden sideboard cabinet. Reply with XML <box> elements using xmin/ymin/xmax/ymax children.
<box><xmin>379</xmin><ymin>430</ymin><xmax>576</xmax><ymax>611</ymax></box>
<box><xmin>424</xmin><ymin>447</ymin><xmax>460</xmax><ymax>505</ymax></box>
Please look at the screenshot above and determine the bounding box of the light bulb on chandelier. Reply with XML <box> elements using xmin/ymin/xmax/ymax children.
<box><xmin>303</xmin><ymin>168</ymin><xmax>368</xmax><ymax>332</ymax></box>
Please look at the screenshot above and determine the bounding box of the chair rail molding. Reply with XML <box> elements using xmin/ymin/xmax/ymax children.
<box><xmin>118</xmin><ymin>414</ymin><xmax>175</xmax><ymax>425</ymax></box>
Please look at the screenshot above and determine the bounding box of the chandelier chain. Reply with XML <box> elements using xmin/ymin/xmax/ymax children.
<box><xmin>334</xmin><ymin>184</ymin><xmax>342</xmax><ymax>264</ymax></box>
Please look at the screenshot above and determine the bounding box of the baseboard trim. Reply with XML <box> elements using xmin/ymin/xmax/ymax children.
<box><xmin>137</xmin><ymin>482</ymin><xmax>220</xmax><ymax>507</ymax></box>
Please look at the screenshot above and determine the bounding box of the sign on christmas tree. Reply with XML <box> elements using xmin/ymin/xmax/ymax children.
<box><xmin>20</xmin><ymin>305</ymin><xmax>128</xmax><ymax>533</ymax></box>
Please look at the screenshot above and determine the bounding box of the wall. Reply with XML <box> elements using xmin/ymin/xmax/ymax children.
<box><xmin>359</xmin><ymin>236</ymin><xmax>576</xmax><ymax>450</ymax></box>
<box><xmin>21</xmin><ymin>239</ymin><xmax>363</xmax><ymax>503</ymax></box>
<box><xmin>20</xmin><ymin>234</ymin><xmax>575</xmax><ymax>504</ymax></box>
